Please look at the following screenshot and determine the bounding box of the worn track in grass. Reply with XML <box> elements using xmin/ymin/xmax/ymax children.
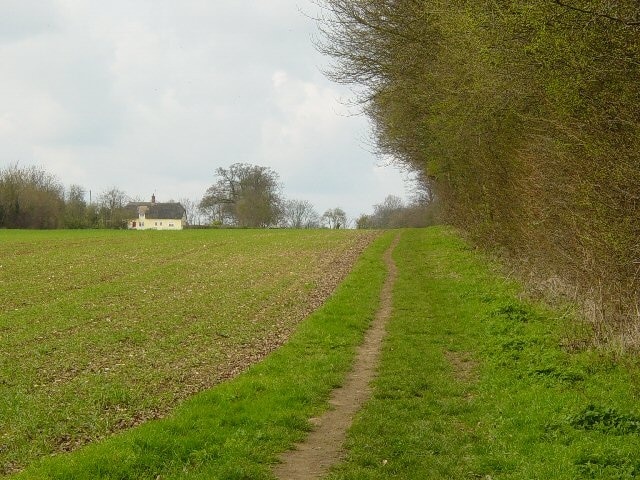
<box><xmin>273</xmin><ymin>233</ymin><xmax>400</xmax><ymax>479</ymax></box>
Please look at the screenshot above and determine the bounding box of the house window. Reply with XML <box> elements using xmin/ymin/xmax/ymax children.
<box><xmin>140</xmin><ymin>222</ymin><xmax>144</xmax><ymax>227</ymax></box>
<box><xmin>169</xmin><ymin>223</ymin><xmax>174</xmax><ymax>227</ymax></box>
<box><xmin>160</xmin><ymin>222</ymin><xmax>163</xmax><ymax>226</ymax></box>
<box><xmin>155</xmin><ymin>222</ymin><xmax>158</xmax><ymax>226</ymax></box>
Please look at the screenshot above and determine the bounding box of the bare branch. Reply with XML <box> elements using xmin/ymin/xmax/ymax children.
<box><xmin>552</xmin><ymin>0</ymin><xmax>640</xmax><ymax>26</ymax></box>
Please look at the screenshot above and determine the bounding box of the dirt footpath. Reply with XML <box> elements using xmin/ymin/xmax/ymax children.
<box><xmin>273</xmin><ymin>233</ymin><xmax>400</xmax><ymax>479</ymax></box>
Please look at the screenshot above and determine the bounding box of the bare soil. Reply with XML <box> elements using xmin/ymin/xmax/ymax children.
<box><xmin>273</xmin><ymin>233</ymin><xmax>400</xmax><ymax>480</ymax></box>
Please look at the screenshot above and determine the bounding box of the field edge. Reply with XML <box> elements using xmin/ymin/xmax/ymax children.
<box><xmin>12</xmin><ymin>230</ymin><xmax>396</xmax><ymax>479</ymax></box>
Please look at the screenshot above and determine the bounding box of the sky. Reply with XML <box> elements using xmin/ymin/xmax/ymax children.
<box><xmin>0</xmin><ymin>0</ymin><xmax>414</xmax><ymax>221</ymax></box>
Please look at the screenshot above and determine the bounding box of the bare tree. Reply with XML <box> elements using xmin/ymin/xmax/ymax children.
<box><xmin>356</xmin><ymin>194</ymin><xmax>436</xmax><ymax>228</ymax></box>
<box><xmin>178</xmin><ymin>197</ymin><xmax>200</xmax><ymax>226</ymax></box>
<box><xmin>281</xmin><ymin>199</ymin><xmax>320</xmax><ymax>228</ymax></box>
<box><xmin>64</xmin><ymin>184</ymin><xmax>88</xmax><ymax>228</ymax></box>
<box><xmin>97</xmin><ymin>187</ymin><xmax>129</xmax><ymax>228</ymax></box>
<box><xmin>321</xmin><ymin>207</ymin><xmax>347</xmax><ymax>229</ymax></box>
<box><xmin>374</xmin><ymin>195</ymin><xmax>404</xmax><ymax>226</ymax></box>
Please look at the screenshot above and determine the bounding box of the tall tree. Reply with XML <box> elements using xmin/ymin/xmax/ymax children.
<box><xmin>281</xmin><ymin>199</ymin><xmax>320</xmax><ymax>228</ymax></box>
<box><xmin>357</xmin><ymin>194</ymin><xmax>437</xmax><ymax>228</ymax></box>
<box><xmin>199</xmin><ymin>163</ymin><xmax>283</xmax><ymax>227</ymax></box>
<box><xmin>178</xmin><ymin>197</ymin><xmax>200</xmax><ymax>226</ymax></box>
<box><xmin>64</xmin><ymin>184</ymin><xmax>88</xmax><ymax>229</ymax></box>
<box><xmin>372</xmin><ymin>195</ymin><xmax>404</xmax><ymax>228</ymax></box>
<box><xmin>97</xmin><ymin>187</ymin><xmax>129</xmax><ymax>228</ymax></box>
<box><xmin>321</xmin><ymin>207</ymin><xmax>347</xmax><ymax>229</ymax></box>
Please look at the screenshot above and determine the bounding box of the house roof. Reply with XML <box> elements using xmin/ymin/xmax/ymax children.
<box><xmin>125</xmin><ymin>202</ymin><xmax>186</xmax><ymax>220</ymax></box>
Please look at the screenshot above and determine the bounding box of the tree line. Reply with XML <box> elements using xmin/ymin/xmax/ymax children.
<box><xmin>0</xmin><ymin>162</ymin><xmax>355</xmax><ymax>230</ymax></box>
<box><xmin>0</xmin><ymin>164</ymin><xmax>130</xmax><ymax>229</ymax></box>
<box><xmin>356</xmin><ymin>194</ymin><xmax>437</xmax><ymax>229</ymax></box>
<box><xmin>318</xmin><ymin>0</ymin><xmax>640</xmax><ymax>334</ymax></box>
<box><xmin>197</xmin><ymin>162</ymin><xmax>349</xmax><ymax>228</ymax></box>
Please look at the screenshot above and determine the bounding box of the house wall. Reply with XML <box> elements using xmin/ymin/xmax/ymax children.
<box><xmin>128</xmin><ymin>218</ymin><xmax>184</xmax><ymax>230</ymax></box>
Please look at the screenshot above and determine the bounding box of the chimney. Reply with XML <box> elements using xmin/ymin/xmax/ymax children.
<box><xmin>151</xmin><ymin>193</ymin><xmax>156</xmax><ymax>204</ymax></box>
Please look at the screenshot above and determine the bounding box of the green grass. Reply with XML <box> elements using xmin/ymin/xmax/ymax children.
<box><xmin>6</xmin><ymin>227</ymin><xmax>640</xmax><ymax>479</ymax></box>
<box><xmin>5</xmin><ymin>230</ymin><xmax>393</xmax><ymax>479</ymax></box>
<box><xmin>0</xmin><ymin>228</ymin><xmax>379</xmax><ymax>477</ymax></box>
<box><xmin>328</xmin><ymin>227</ymin><xmax>640</xmax><ymax>479</ymax></box>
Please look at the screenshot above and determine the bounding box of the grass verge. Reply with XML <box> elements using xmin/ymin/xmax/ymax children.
<box><xmin>9</xmin><ymin>231</ymin><xmax>395</xmax><ymax>479</ymax></box>
<box><xmin>328</xmin><ymin>227</ymin><xmax>640</xmax><ymax>479</ymax></box>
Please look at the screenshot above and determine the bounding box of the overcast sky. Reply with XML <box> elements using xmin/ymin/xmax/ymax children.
<box><xmin>0</xmin><ymin>1</ymin><xmax>413</xmax><ymax>221</ymax></box>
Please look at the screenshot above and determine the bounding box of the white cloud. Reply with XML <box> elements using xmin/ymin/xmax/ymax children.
<box><xmin>261</xmin><ymin>70</ymin><xmax>349</xmax><ymax>164</ymax></box>
<box><xmin>259</xmin><ymin>70</ymin><xmax>411</xmax><ymax>217</ymax></box>
<box><xmin>0</xmin><ymin>1</ymin><xmax>412</xmax><ymax>219</ymax></box>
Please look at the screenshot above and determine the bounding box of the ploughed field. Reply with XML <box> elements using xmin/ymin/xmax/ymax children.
<box><xmin>0</xmin><ymin>228</ymin><xmax>376</xmax><ymax>475</ymax></box>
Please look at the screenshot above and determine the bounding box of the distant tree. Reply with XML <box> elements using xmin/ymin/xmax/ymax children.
<box><xmin>356</xmin><ymin>194</ymin><xmax>438</xmax><ymax>229</ymax></box>
<box><xmin>85</xmin><ymin>202</ymin><xmax>99</xmax><ymax>228</ymax></box>
<box><xmin>64</xmin><ymin>184</ymin><xmax>88</xmax><ymax>229</ymax></box>
<box><xmin>198</xmin><ymin>197</ymin><xmax>226</xmax><ymax>226</ymax></box>
<box><xmin>321</xmin><ymin>207</ymin><xmax>347</xmax><ymax>229</ymax></box>
<box><xmin>355</xmin><ymin>213</ymin><xmax>374</xmax><ymax>229</ymax></box>
<box><xmin>281</xmin><ymin>199</ymin><xmax>320</xmax><ymax>228</ymax></box>
<box><xmin>199</xmin><ymin>163</ymin><xmax>283</xmax><ymax>227</ymax></box>
<box><xmin>97</xmin><ymin>187</ymin><xmax>129</xmax><ymax>228</ymax></box>
<box><xmin>179</xmin><ymin>197</ymin><xmax>200</xmax><ymax>226</ymax></box>
<box><xmin>0</xmin><ymin>163</ymin><xmax>65</xmax><ymax>228</ymax></box>
<box><xmin>372</xmin><ymin>195</ymin><xmax>405</xmax><ymax>228</ymax></box>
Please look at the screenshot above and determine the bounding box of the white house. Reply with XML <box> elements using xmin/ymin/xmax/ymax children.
<box><xmin>125</xmin><ymin>195</ymin><xmax>187</xmax><ymax>230</ymax></box>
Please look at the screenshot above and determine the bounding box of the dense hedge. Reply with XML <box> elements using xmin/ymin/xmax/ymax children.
<box><xmin>320</xmin><ymin>1</ymin><xmax>640</xmax><ymax>339</ymax></box>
